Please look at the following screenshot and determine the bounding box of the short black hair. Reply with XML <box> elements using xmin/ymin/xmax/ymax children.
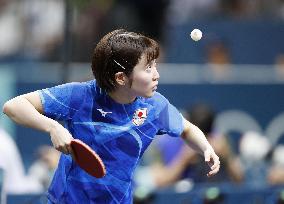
<box><xmin>91</xmin><ymin>29</ymin><xmax>159</xmax><ymax>92</ymax></box>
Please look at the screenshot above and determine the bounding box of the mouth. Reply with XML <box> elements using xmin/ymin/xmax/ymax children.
<box><xmin>152</xmin><ymin>85</ymin><xmax>158</xmax><ymax>91</ymax></box>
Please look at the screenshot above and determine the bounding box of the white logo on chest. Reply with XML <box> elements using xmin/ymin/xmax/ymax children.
<box><xmin>97</xmin><ymin>109</ymin><xmax>112</xmax><ymax>117</ymax></box>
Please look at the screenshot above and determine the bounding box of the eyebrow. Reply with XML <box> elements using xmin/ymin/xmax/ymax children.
<box><xmin>147</xmin><ymin>59</ymin><xmax>156</xmax><ymax>66</ymax></box>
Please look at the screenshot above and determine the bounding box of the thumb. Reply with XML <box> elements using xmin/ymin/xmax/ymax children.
<box><xmin>68</xmin><ymin>145</ymin><xmax>77</xmax><ymax>161</ymax></box>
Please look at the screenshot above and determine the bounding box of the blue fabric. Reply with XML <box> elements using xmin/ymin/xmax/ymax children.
<box><xmin>39</xmin><ymin>80</ymin><xmax>184</xmax><ymax>204</ymax></box>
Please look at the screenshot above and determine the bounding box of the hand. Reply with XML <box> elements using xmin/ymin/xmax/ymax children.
<box><xmin>49</xmin><ymin>122</ymin><xmax>74</xmax><ymax>155</ymax></box>
<box><xmin>204</xmin><ymin>147</ymin><xmax>220</xmax><ymax>177</ymax></box>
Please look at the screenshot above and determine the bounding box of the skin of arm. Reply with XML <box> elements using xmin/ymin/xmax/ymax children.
<box><xmin>181</xmin><ymin>119</ymin><xmax>220</xmax><ymax>177</ymax></box>
<box><xmin>153</xmin><ymin>119</ymin><xmax>220</xmax><ymax>187</ymax></box>
<box><xmin>2</xmin><ymin>91</ymin><xmax>73</xmax><ymax>154</ymax></box>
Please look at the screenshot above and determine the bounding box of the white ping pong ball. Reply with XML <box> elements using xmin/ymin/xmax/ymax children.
<box><xmin>190</xmin><ymin>29</ymin><xmax>202</xmax><ymax>41</ymax></box>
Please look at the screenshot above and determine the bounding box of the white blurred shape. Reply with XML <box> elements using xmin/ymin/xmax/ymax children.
<box><xmin>174</xmin><ymin>179</ymin><xmax>193</xmax><ymax>193</ymax></box>
<box><xmin>240</xmin><ymin>131</ymin><xmax>271</xmax><ymax>161</ymax></box>
<box><xmin>272</xmin><ymin>145</ymin><xmax>284</xmax><ymax>166</ymax></box>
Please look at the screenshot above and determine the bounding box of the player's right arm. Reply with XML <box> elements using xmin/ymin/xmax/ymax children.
<box><xmin>2</xmin><ymin>91</ymin><xmax>73</xmax><ymax>154</ymax></box>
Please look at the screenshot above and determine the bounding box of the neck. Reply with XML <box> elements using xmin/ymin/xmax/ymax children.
<box><xmin>108</xmin><ymin>86</ymin><xmax>136</xmax><ymax>104</ymax></box>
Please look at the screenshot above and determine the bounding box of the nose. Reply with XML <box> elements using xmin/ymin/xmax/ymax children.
<box><xmin>153</xmin><ymin>67</ymin><xmax>160</xmax><ymax>81</ymax></box>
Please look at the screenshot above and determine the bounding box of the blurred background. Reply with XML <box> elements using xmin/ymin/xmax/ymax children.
<box><xmin>1</xmin><ymin>0</ymin><xmax>284</xmax><ymax>203</ymax></box>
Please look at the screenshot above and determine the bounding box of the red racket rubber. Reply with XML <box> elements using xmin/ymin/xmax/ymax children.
<box><xmin>70</xmin><ymin>139</ymin><xmax>106</xmax><ymax>178</ymax></box>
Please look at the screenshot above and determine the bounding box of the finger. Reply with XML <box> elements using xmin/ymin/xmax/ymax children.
<box><xmin>207</xmin><ymin>165</ymin><xmax>220</xmax><ymax>177</ymax></box>
<box><xmin>204</xmin><ymin>150</ymin><xmax>211</xmax><ymax>162</ymax></box>
<box><xmin>209</xmin><ymin>157</ymin><xmax>220</xmax><ymax>170</ymax></box>
<box><xmin>63</xmin><ymin>148</ymin><xmax>70</xmax><ymax>155</ymax></box>
<box><xmin>57</xmin><ymin>146</ymin><xmax>69</xmax><ymax>155</ymax></box>
<box><xmin>67</xmin><ymin>145</ymin><xmax>76</xmax><ymax>159</ymax></box>
<box><xmin>207</xmin><ymin>162</ymin><xmax>220</xmax><ymax>176</ymax></box>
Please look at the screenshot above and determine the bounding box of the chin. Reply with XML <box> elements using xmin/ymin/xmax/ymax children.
<box><xmin>144</xmin><ymin>91</ymin><xmax>155</xmax><ymax>98</ymax></box>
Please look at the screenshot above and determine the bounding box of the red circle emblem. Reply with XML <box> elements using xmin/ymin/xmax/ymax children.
<box><xmin>138</xmin><ymin>112</ymin><xmax>143</xmax><ymax>117</ymax></box>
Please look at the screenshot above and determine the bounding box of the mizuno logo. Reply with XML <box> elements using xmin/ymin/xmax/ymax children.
<box><xmin>97</xmin><ymin>109</ymin><xmax>112</xmax><ymax>117</ymax></box>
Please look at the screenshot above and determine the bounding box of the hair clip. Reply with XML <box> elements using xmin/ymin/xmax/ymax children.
<box><xmin>113</xmin><ymin>59</ymin><xmax>126</xmax><ymax>70</ymax></box>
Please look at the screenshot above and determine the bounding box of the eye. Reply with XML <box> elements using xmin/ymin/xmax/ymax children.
<box><xmin>145</xmin><ymin>60</ymin><xmax>157</xmax><ymax>73</ymax></box>
<box><xmin>145</xmin><ymin>64</ymin><xmax>152</xmax><ymax>73</ymax></box>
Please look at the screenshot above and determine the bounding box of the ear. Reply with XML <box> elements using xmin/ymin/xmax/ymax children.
<box><xmin>114</xmin><ymin>72</ymin><xmax>127</xmax><ymax>86</ymax></box>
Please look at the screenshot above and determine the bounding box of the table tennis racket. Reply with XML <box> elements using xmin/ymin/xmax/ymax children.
<box><xmin>70</xmin><ymin>139</ymin><xmax>106</xmax><ymax>178</ymax></box>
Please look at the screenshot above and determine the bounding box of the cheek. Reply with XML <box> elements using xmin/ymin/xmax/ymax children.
<box><xmin>132</xmin><ymin>73</ymin><xmax>152</xmax><ymax>86</ymax></box>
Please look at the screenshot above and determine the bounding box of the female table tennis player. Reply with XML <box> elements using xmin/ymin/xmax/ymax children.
<box><xmin>3</xmin><ymin>29</ymin><xmax>220</xmax><ymax>203</ymax></box>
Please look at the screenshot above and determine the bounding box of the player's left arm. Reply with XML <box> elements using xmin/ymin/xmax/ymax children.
<box><xmin>181</xmin><ymin>118</ymin><xmax>220</xmax><ymax>177</ymax></box>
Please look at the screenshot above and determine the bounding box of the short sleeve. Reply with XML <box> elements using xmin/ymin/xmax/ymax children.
<box><xmin>153</xmin><ymin>93</ymin><xmax>184</xmax><ymax>137</ymax></box>
<box><xmin>38</xmin><ymin>82</ymin><xmax>87</xmax><ymax>121</ymax></box>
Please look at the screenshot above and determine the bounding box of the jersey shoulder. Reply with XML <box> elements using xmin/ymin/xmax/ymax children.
<box><xmin>144</xmin><ymin>92</ymin><xmax>169</xmax><ymax>110</ymax></box>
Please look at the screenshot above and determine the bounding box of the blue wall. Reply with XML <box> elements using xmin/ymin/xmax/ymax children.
<box><xmin>165</xmin><ymin>20</ymin><xmax>284</xmax><ymax>64</ymax></box>
<box><xmin>158</xmin><ymin>84</ymin><xmax>284</xmax><ymax>128</ymax></box>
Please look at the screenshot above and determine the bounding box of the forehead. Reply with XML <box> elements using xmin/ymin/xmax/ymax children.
<box><xmin>138</xmin><ymin>54</ymin><xmax>148</xmax><ymax>65</ymax></box>
<box><xmin>133</xmin><ymin>54</ymin><xmax>147</xmax><ymax>68</ymax></box>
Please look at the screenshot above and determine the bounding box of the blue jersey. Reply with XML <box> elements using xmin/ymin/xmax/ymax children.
<box><xmin>39</xmin><ymin>80</ymin><xmax>184</xmax><ymax>204</ymax></box>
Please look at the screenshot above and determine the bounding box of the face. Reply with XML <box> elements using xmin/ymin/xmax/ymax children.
<box><xmin>127</xmin><ymin>54</ymin><xmax>159</xmax><ymax>98</ymax></box>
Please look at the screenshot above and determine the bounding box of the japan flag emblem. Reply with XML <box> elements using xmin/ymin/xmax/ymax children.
<box><xmin>132</xmin><ymin>108</ymin><xmax>147</xmax><ymax>126</ymax></box>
